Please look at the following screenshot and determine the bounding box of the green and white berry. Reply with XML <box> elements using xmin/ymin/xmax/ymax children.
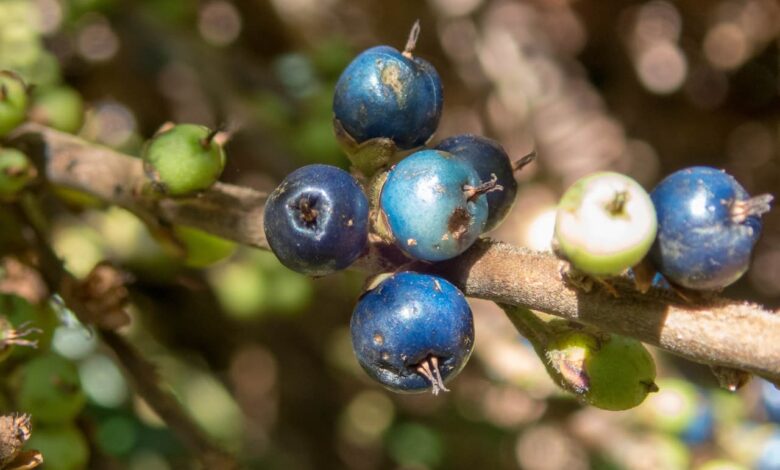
<box><xmin>554</xmin><ymin>172</ymin><xmax>657</xmax><ymax>276</ymax></box>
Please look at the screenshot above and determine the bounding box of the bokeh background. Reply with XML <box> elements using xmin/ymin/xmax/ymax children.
<box><xmin>1</xmin><ymin>0</ymin><xmax>780</xmax><ymax>468</ymax></box>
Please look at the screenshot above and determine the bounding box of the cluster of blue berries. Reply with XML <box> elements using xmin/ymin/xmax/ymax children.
<box><xmin>263</xmin><ymin>23</ymin><xmax>773</xmax><ymax>396</ymax></box>
<box><xmin>264</xmin><ymin>23</ymin><xmax>532</xmax><ymax>394</ymax></box>
<box><xmin>553</xmin><ymin>167</ymin><xmax>773</xmax><ymax>293</ymax></box>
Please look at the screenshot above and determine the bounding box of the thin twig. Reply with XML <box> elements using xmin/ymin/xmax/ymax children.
<box><xmin>8</xmin><ymin>123</ymin><xmax>780</xmax><ymax>383</ymax></box>
<box><xmin>13</xmin><ymin>195</ymin><xmax>238</xmax><ymax>470</ymax></box>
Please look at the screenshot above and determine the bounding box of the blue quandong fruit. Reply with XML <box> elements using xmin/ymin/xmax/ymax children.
<box><xmin>437</xmin><ymin>134</ymin><xmax>525</xmax><ymax>232</ymax></box>
<box><xmin>264</xmin><ymin>164</ymin><xmax>369</xmax><ymax>276</ymax></box>
<box><xmin>380</xmin><ymin>149</ymin><xmax>494</xmax><ymax>262</ymax></box>
<box><xmin>351</xmin><ymin>272</ymin><xmax>474</xmax><ymax>394</ymax></box>
<box><xmin>650</xmin><ymin>166</ymin><xmax>773</xmax><ymax>290</ymax></box>
<box><xmin>333</xmin><ymin>23</ymin><xmax>443</xmax><ymax>151</ymax></box>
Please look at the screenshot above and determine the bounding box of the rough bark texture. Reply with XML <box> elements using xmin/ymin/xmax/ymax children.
<box><xmin>10</xmin><ymin>123</ymin><xmax>780</xmax><ymax>383</ymax></box>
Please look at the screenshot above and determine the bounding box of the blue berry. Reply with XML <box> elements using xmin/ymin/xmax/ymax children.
<box><xmin>437</xmin><ymin>134</ymin><xmax>531</xmax><ymax>232</ymax></box>
<box><xmin>350</xmin><ymin>272</ymin><xmax>474</xmax><ymax>394</ymax></box>
<box><xmin>380</xmin><ymin>149</ymin><xmax>492</xmax><ymax>261</ymax></box>
<box><xmin>650</xmin><ymin>166</ymin><xmax>773</xmax><ymax>290</ymax></box>
<box><xmin>333</xmin><ymin>23</ymin><xmax>443</xmax><ymax>150</ymax></box>
<box><xmin>264</xmin><ymin>164</ymin><xmax>369</xmax><ymax>276</ymax></box>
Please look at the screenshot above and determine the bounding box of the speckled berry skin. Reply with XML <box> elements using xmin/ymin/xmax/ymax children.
<box><xmin>264</xmin><ymin>164</ymin><xmax>369</xmax><ymax>276</ymax></box>
<box><xmin>436</xmin><ymin>134</ymin><xmax>517</xmax><ymax>232</ymax></box>
<box><xmin>380</xmin><ymin>149</ymin><xmax>488</xmax><ymax>261</ymax></box>
<box><xmin>650</xmin><ymin>166</ymin><xmax>764</xmax><ymax>290</ymax></box>
<box><xmin>350</xmin><ymin>272</ymin><xmax>474</xmax><ymax>393</ymax></box>
<box><xmin>333</xmin><ymin>45</ymin><xmax>443</xmax><ymax>149</ymax></box>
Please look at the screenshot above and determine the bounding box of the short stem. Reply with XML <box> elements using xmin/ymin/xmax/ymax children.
<box><xmin>731</xmin><ymin>193</ymin><xmax>774</xmax><ymax>223</ymax></box>
<box><xmin>512</xmin><ymin>151</ymin><xmax>537</xmax><ymax>173</ymax></box>
<box><xmin>199</xmin><ymin>127</ymin><xmax>220</xmax><ymax>149</ymax></box>
<box><xmin>0</xmin><ymin>84</ymin><xmax>7</xmax><ymax>102</ymax></box>
<box><xmin>498</xmin><ymin>304</ymin><xmax>550</xmax><ymax>353</ymax></box>
<box><xmin>463</xmin><ymin>174</ymin><xmax>503</xmax><ymax>202</ymax></box>
<box><xmin>604</xmin><ymin>190</ymin><xmax>628</xmax><ymax>216</ymax></box>
<box><xmin>402</xmin><ymin>20</ymin><xmax>421</xmax><ymax>58</ymax></box>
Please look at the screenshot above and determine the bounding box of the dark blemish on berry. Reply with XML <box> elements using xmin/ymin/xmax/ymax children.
<box><xmin>604</xmin><ymin>190</ymin><xmax>629</xmax><ymax>217</ymax></box>
<box><xmin>558</xmin><ymin>357</ymin><xmax>590</xmax><ymax>393</ymax></box>
<box><xmin>373</xmin><ymin>333</ymin><xmax>384</xmax><ymax>345</ymax></box>
<box><xmin>113</xmin><ymin>185</ymin><xmax>123</xmax><ymax>197</ymax></box>
<box><xmin>292</xmin><ymin>195</ymin><xmax>319</xmax><ymax>230</ymax></box>
<box><xmin>447</xmin><ymin>207</ymin><xmax>471</xmax><ymax>240</ymax></box>
<box><xmin>65</xmin><ymin>159</ymin><xmax>78</xmax><ymax>173</ymax></box>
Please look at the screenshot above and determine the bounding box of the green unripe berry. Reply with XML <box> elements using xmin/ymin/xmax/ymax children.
<box><xmin>29</xmin><ymin>86</ymin><xmax>84</xmax><ymax>134</ymax></box>
<box><xmin>0</xmin><ymin>71</ymin><xmax>28</xmax><ymax>137</ymax></box>
<box><xmin>16</xmin><ymin>352</ymin><xmax>86</xmax><ymax>424</ymax></box>
<box><xmin>554</xmin><ymin>172</ymin><xmax>657</xmax><ymax>276</ymax></box>
<box><xmin>142</xmin><ymin>123</ymin><xmax>226</xmax><ymax>196</ymax></box>
<box><xmin>0</xmin><ymin>148</ymin><xmax>35</xmax><ymax>199</ymax></box>
<box><xmin>546</xmin><ymin>328</ymin><xmax>657</xmax><ymax>411</ymax></box>
<box><xmin>25</xmin><ymin>424</ymin><xmax>89</xmax><ymax>470</ymax></box>
<box><xmin>174</xmin><ymin>225</ymin><xmax>236</xmax><ymax>268</ymax></box>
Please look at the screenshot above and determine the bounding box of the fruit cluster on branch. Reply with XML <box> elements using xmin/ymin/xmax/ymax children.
<box><xmin>8</xmin><ymin>123</ymin><xmax>780</xmax><ymax>386</ymax></box>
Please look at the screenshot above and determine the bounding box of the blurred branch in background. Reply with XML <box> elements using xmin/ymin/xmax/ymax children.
<box><xmin>10</xmin><ymin>123</ymin><xmax>780</xmax><ymax>385</ymax></box>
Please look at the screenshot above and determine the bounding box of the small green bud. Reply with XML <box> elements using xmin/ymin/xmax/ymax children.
<box><xmin>142</xmin><ymin>123</ymin><xmax>226</xmax><ymax>196</ymax></box>
<box><xmin>15</xmin><ymin>353</ymin><xmax>86</xmax><ymax>424</ymax></box>
<box><xmin>0</xmin><ymin>71</ymin><xmax>28</xmax><ymax>137</ymax></box>
<box><xmin>0</xmin><ymin>148</ymin><xmax>35</xmax><ymax>199</ymax></box>
<box><xmin>29</xmin><ymin>85</ymin><xmax>84</xmax><ymax>134</ymax></box>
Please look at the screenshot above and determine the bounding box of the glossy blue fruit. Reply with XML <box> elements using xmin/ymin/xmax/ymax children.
<box><xmin>351</xmin><ymin>272</ymin><xmax>474</xmax><ymax>394</ymax></box>
<box><xmin>437</xmin><ymin>134</ymin><xmax>524</xmax><ymax>232</ymax></box>
<box><xmin>264</xmin><ymin>164</ymin><xmax>369</xmax><ymax>276</ymax></box>
<box><xmin>333</xmin><ymin>43</ymin><xmax>443</xmax><ymax>149</ymax></box>
<box><xmin>650</xmin><ymin>166</ymin><xmax>772</xmax><ymax>290</ymax></box>
<box><xmin>380</xmin><ymin>150</ymin><xmax>490</xmax><ymax>261</ymax></box>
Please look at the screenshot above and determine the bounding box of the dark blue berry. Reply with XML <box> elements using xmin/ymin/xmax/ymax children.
<box><xmin>333</xmin><ymin>26</ymin><xmax>443</xmax><ymax>150</ymax></box>
<box><xmin>437</xmin><ymin>134</ymin><xmax>525</xmax><ymax>232</ymax></box>
<box><xmin>350</xmin><ymin>272</ymin><xmax>474</xmax><ymax>394</ymax></box>
<box><xmin>650</xmin><ymin>166</ymin><xmax>772</xmax><ymax>290</ymax></box>
<box><xmin>264</xmin><ymin>164</ymin><xmax>369</xmax><ymax>276</ymax></box>
<box><xmin>380</xmin><ymin>149</ymin><xmax>492</xmax><ymax>261</ymax></box>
